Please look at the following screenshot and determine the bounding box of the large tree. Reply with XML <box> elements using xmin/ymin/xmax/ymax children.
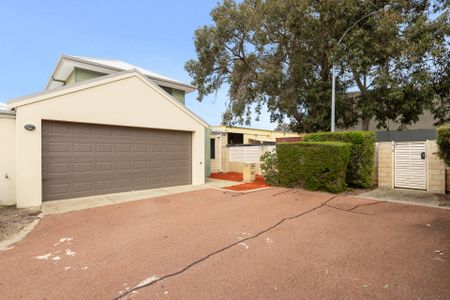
<box><xmin>186</xmin><ymin>0</ymin><xmax>449</xmax><ymax>132</ymax></box>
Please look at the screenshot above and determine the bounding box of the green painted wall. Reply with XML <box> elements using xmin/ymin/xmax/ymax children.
<box><xmin>160</xmin><ymin>86</ymin><xmax>185</xmax><ymax>105</ymax></box>
<box><xmin>171</xmin><ymin>89</ymin><xmax>185</xmax><ymax>105</ymax></box>
<box><xmin>205</xmin><ymin>127</ymin><xmax>211</xmax><ymax>178</ymax></box>
<box><xmin>75</xmin><ymin>67</ymin><xmax>106</xmax><ymax>82</ymax></box>
<box><xmin>64</xmin><ymin>68</ymin><xmax>186</xmax><ymax>106</ymax></box>
<box><xmin>65</xmin><ymin>67</ymin><xmax>106</xmax><ymax>86</ymax></box>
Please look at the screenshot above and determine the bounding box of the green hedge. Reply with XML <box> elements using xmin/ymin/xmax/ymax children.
<box><xmin>437</xmin><ymin>126</ymin><xmax>450</xmax><ymax>167</ymax></box>
<box><xmin>303</xmin><ymin>131</ymin><xmax>375</xmax><ymax>188</ymax></box>
<box><xmin>277</xmin><ymin>142</ymin><xmax>351</xmax><ymax>193</ymax></box>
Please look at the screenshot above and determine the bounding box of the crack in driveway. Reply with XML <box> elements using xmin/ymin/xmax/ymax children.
<box><xmin>113</xmin><ymin>192</ymin><xmax>345</xmax><ymax>299</ymax></box>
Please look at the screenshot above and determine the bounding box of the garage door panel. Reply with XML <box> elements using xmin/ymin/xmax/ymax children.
<box><xmin>42</xmin><ymin>121</ymin><xmax>192</xmax><ymax>201</ymax></box>
<box><xmin>47</xmin><ymin>142</ymin><xmax>71</xmax><ymax>153</ymax></box>
<box><xmin>73</xmin><ymin>181</ymin><xmax>94</xmax><ymax>194</ymax></box>
<box><xmin>45</xmin><ymin>182</ymin><xmax>72</xmax><ymax>198</ymax></box>
<box><xmin>46</xmin><ymin>162</ymin><xmax>71</xmax><ymax>175</ymax></box>
<box><xmin>96</xmin><ymin>180</ymin><xmax>115</xmax><ymax>191</ymax></box>
<box><xmin>73</xmin><ymin>161</ymin><xmax>95</xmax><ymax>173</ymax></box>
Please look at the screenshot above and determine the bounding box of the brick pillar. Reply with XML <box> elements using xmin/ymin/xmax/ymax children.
<box><xmin>377</xmin><ymin>142</ymin><xmax>393</xmax><ymax>188</ymax></box>
<box><xmin>427</xmin><ymin>140</ymin><xmax>446</xmax><ymax>194</ymax></box>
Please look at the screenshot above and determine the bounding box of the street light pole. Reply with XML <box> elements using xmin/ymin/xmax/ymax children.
<box><xmin>330</xmin><ymin>5</ymin><xmax>391</xmax><ymax>132</ymax></box>
<box><xmin>331</xmin><ymin>64</ymin><xmax>336</xmax><ymax>132</ymax></box>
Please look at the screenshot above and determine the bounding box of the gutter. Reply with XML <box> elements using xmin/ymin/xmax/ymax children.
<box><xmin>0</xmin><ymin>109</ymin><xmax>15</xmax><ymax>117</ymax></box>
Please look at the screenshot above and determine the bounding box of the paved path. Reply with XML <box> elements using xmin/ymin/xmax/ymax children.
<box><xmin>1</xmin><ymin>188</ymin><xmax>449</xmax><ymax>299</ymax></box>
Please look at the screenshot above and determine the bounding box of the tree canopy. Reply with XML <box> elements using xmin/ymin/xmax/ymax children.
<box><xmin>186</xmin><ymin>0</ymin><xmax>449</xmax><ymax>132</ymax></box>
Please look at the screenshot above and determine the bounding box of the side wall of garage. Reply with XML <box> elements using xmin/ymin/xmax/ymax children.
<box><xmin>14</xmin><ymin>75</ymin><xmax>206</xmax><ymax>207</ymax></box>
<box><xmin>0</xmin><ymin>113</ymin><xmax>16</xmax><ymax>205</ymax></box>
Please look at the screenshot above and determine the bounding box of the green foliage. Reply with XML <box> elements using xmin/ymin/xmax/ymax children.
<box><xmin>303</xmin><ymin>131</ymin><xmax>375</xmax><ymax>188</ymax></box>
<box><xmin>260</xmin><ymin>150</ymin><xmax>279</xmax><ymax>186</ymax></box>
<box><xmin>277</xmin><ymin>142</ymin><xmax>351</xmax><ymax>193</ymax></box>
<box><xmin>186</xmin><ymin>0</ymin><xmax>449</xmax><ymax>132</ymax></box>
<box><xmin>437</xmin><ymin>126</ymin><xmax>450</xmax><ymax>167</ymax></box>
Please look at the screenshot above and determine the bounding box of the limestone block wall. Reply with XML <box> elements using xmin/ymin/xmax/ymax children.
<box><xmin>377</xmin><ymin>142</ymin><xmax>393</xmax><ymax>188</ymax></box>
<box><xmin>426</xmin><ymin>141</ymin><xmax>446</xmax><ymax>193</ymax></box>
<box><xmin>373</xmin><ymin>143</ymin><xmax>379</xmax><ymax>186</ymax></box>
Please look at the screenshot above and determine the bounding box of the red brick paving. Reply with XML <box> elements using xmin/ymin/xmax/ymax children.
<box><xmin>0</xmin><ymin>188</ymin><xmax>449</xmax><ymax>299</ymax></box>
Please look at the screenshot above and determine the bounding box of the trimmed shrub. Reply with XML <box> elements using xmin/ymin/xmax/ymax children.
<box><xmin>437</xmin><ymin>126</ymin><xmax>450</xmax><ymax>167</ymax></box>
<box><xmin>303</xmin><ymin>131</ymin><xmax>375</xmax><ymax>188</ymax></box>
<box><xmin>277</xmin><ymin>142</ymin><xmax>351</xmax><ymax>193</ymax></box>
<box><xmin>260</xmin><ymin>150</ymin><xmax>279</xmax><ymax>186</ymax></box>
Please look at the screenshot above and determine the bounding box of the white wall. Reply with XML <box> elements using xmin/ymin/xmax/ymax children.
<box><xmin>0</xmin><ymin>114</ymin><xmax>16</xmax><ymax>205</ymax></box>
<box><xmin>14</xmin><ymin>74</ymin><xmax>206</xmax><ymax>207</ymax></box>
<box><xmin>229</xmin><ymin>145</ymin><xmax>275</xmax><ymax>163</ymax></box>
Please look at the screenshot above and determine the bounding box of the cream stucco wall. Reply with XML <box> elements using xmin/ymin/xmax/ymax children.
<box><xmin>210</xmin><ymin>134</ymin><xmax>227</xmax><ymax>173</ymax></box>
<box><xmin>0</xmin><ymin>114</ymin><xmax>16</xmax><ymax>205</ymax></box>
<box><xmin>211</xmin><ymin>125</ymin><xmax>301</xmax><ymax>144</ymax></box>
<box><xmin>13</xmin><ymin>74</ymin><xmax>206</xmax><ymax>207</ymax></box>
<box><xmin>210</xmin><ymin>127</ymin><xmax>300</xmax><ymax>174</ymax></box>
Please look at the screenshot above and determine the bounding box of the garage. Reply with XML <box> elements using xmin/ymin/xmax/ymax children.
<box><xmin>5</xmin><ymin>70</ymin><xmax>207</xmax><ymax>208</ymax></box>
<box><xmin>42</xmin><ymin>120</ymin><xmax>192</xmax><ymax>201</ymax></box>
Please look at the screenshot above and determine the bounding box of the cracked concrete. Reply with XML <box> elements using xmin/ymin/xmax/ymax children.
<box><xmin>1</xmin><ymin>188</ymin><xmax>449</xmax><ymax>299</ymax></box>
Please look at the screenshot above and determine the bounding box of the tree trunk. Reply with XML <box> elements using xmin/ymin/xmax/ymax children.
<box><xmin>361</xmin><ymin>118</ymin><xmax>370</xmax><ymax>131</ymax></box>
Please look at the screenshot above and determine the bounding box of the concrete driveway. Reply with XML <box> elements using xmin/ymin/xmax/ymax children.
<box><xmin>1</xmin><ymin>188</ymin><xmax>449</xmax><ymax>299</ymax></box>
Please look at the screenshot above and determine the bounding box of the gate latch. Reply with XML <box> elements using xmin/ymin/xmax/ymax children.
<box><xmin>421</xmin><ymin>152</ymin><xmax>426</xmax><ymax>159</ymax></box>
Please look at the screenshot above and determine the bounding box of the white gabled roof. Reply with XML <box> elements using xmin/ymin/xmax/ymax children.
<box><xmin>9</xmin><ymin>69</ymin><xmax>208</xmax><ymax>127</ymax></box>
<box><xmin>0</xmin><ymin>102</ymin><xmax>15</xmax><ymax>116</ymax></box>
<box><xmin>72</xmin><ymin>56</ymin><xmax>176</xmax><ymax>82</ymax></box>
<box><xmin>46</xmin><ymin>55</ymin><xmax>196</xmax><ymax>93</ymax></box>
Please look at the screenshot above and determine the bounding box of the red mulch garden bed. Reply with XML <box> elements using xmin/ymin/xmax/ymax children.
<box><xmin>209</xmin><ymin>172</ymin><xmax>269</xmax><ymax>191</ymax></box>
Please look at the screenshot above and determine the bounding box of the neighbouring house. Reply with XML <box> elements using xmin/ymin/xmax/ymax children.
<box><xmin>209</xmin><ymin>125</ymin><xmax>301</xmax><ymax>175</ymax></box>
<box><xmin>0</xmin><ymin>55</ymin><xmax>209</xmax><ymax>207</ymax></box>
<box><xmin>341</xmin><ymin>91</ymin><xmax>439</xmax><ymax>142</ymax></box>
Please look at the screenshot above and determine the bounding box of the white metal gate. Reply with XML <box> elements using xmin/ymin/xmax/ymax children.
<box><xmin>394</xmin><ymin>142</ymin><xmax>427</xmax><ymax>190</ymax></box>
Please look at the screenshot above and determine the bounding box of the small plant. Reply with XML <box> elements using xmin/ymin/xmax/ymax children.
<box><xmin>437</xmin><ymin>126</ymin><xmax>450</xmax><ymax>167</ymax></box>
<box><xmin>260</xmin><ymin>150</ymin><xmax>279</xmax><ymax>186</ymax></box>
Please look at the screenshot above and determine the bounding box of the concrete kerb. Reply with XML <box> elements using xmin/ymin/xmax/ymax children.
<box><xmin>354</xmin><ymin>188</ymin><xmax>450</xmax><ymax>210</ymax></box>
<box><xmin>41</xmin><ymin>179</ymin><xmax>274</xmax><ymax>215</ymax></box>
<box><xmin>41</xmin><ymin>184</ymin><xmax>211</xmax><ymax>215</ymax></box>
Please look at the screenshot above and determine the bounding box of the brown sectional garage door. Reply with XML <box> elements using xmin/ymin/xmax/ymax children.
<box><xmin>42</xmin><ymin>121</ymin><xmax>192</xmax><ymax>201</ymax></box>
